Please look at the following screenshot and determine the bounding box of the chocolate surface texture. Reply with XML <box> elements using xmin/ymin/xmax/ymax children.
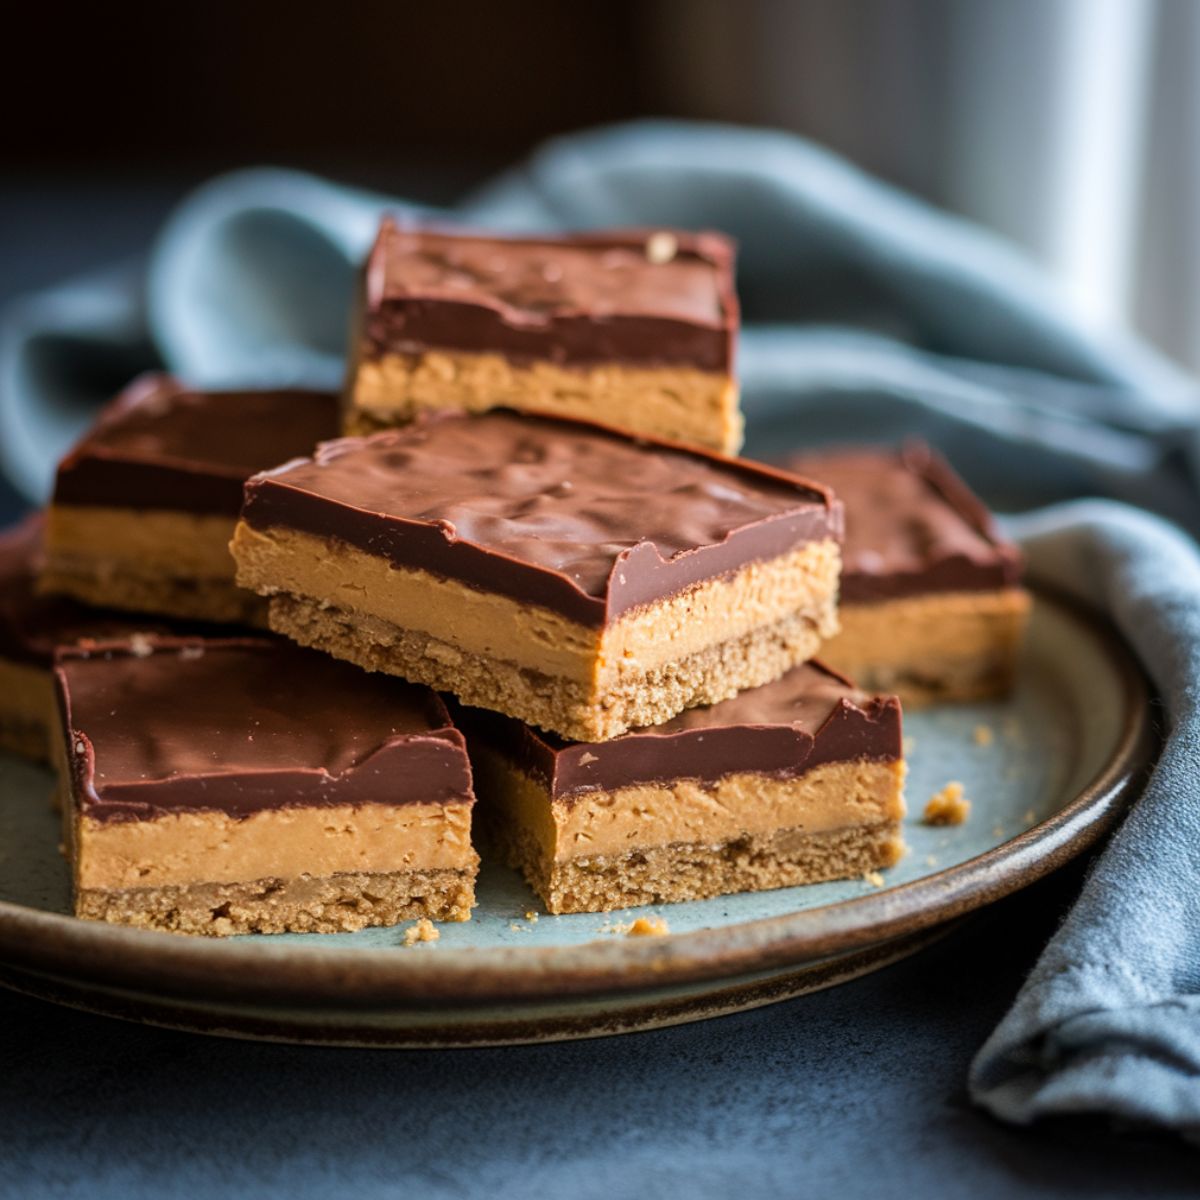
<box><xmin>460</xmin><ymin>661</ymin><xmax>901</xmax><ymax>799</ymax></box>
<box><xmin>362</xmin><ymin>221</ymin><xmax>738</xmax><ymax>370</ymax></box>
<box><xmin>54</xmin><ymin>374</ymin><xmax>339</xmax><ymax>515</ymax></box>
<box><xmin>56</xmin><ymin>638</ymin><xmax>472</xmax><ymax>824</ymax></box>
<box><xmin>789</xmin><ymin>442</ymin><xmax>1022</xmax><ymax>602</ymax></box>
<box><xmin>0</xmin><ymin>514</ymin><xmax>185</xmax><ymax>667</ymax></box>
<box><xmin>242</xmin><ymin>409</ymin><xmax>841</xmax><ymax>627</ymax></box>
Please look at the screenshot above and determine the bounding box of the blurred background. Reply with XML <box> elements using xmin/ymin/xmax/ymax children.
<box><xmin>2</xmin><ymin>0</ymin><xmax>1196</xmax><ymax>371</ymax></box>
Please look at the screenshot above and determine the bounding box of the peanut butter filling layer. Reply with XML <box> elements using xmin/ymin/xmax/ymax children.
<box><xmin>345</xmin><ymin>350</ymin><xmax>743</xmax><ymax>453</ymax></box>
<box><xmin>43</xmin><ymin>506</ymin><xmax>260</xmax><ymax>623</ymax></box>
<box><xmin>231</xmin><ymin>522</ymin><xmax>839</xmax><ymax>691</ymax></box>
<box><xmin>474</xmin><ymin>752</ymin><xmax>906</xmax><ymax>865</ymax></box>
<box><xmin>822</xmin><ymin>589</ymin><xmax>1030</xmax><ymax>703</ymax></box>
<box><xmin>75</xmin><ymin>800</ymin><xmax>477</xmax><ymax>892</ymax></box>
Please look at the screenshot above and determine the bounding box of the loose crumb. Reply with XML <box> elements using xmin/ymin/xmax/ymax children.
<box><xmin>862</xmin><ymin>870</ymin><xmax>886</xmax><ymax>888</ymax></box>
<box><xmin>626</xmin><ymin>915</ymin><xmax>670</xmax><ymax>937</ymax></box>
<box><xmin>924</xmin><ymin>854</ymin><xmax>939</xmax><ymax>867</ymax></box>
<box><xmin>923</xmin><ymin>781</ymin><xmax>970</xmax><ymax>826</ymax></box>
<box><xmin>600</xmin><ymin>914</ymin><xmax>670</xmax><ymax>936</ymax></box>
<box><xmin>973</xmin><ymin>724</ymin><xmax>994</xmax><ymax>747</ymax></box>
<box><xmin>402</xmin><ymin>918</ymin><xmax>439</xmax><ymax>946</ymax></box>
<box><xmin>902</xmin><ymin>736</ymin><xmax>917</xmax><ymax>756</ymax></box>
<box><xmin>992</xmin><ymin>825</ymin><xmax>1005</xmax><ymax>839</ymax></box>
<box><xmin>128</xmin><ymin>632</ymin><xmax>155</xmax><ymax>658</ymax></box>
<box><xmin>1023</xmin><ymin>809</ymin><xmax>1036</xmax><ymax>825</ymax></box>
<box><xmin>645</xmin><ymin>231</ymin><xmax>678</xmax><ymax>264</ymax></box>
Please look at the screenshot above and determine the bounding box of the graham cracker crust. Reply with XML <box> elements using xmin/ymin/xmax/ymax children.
<box><xmin>267</xmin><ymin>592</ymin><xmax>826</xmax><ymax>742</ymax></box>
<box><xmin>492</xmin><ymin>820</ymin><xmax>905</xmax><ymax>914</ymax></box>
<box><xmin>76</xmin><ymin>867</ymin><xmax>476</xmax><ymax>936</ymax></box>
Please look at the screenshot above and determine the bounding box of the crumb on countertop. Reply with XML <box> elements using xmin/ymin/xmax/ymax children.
<box><xmin>923</xmin><ymin>781</ymin><xmax>970</xmax><ymax>826</ymax></box>
<box><xmin>862</xmin><ymin>870</ymin><xmax>886</xmax><ymax>888</ymax></box>
<box><xmin>973</xmin><ymin>723</ymin><xmax>994</xmax><ymax>747</ymax></box>
<box><xmin>402</xmin><ymin>918</ymin><xmax>439</xmax><ymax>946</ymax></box>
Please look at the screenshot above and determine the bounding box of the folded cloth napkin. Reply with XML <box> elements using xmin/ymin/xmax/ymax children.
<box><xmin>2</xmin><ymin>119</ymin><xmax>1199</xmax><ymax>1132</ymax></box>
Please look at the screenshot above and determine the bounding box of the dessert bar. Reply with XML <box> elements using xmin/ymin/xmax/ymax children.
<box><xmin>54</xmin><ymin>637</ymin><xmax>477</xmax><ymax>935</ymax></box>
<box><xmin>343</xmin><ymin>220</ymin><xmax>742</xmax><ymax>452</ymax></box>
<box><xmin>232</xmin><ymin>410</ymin><xmax>843</xmax><ymax>742</ymax></box>
<box><xmin>0</xmin><ymin>514</ymin><xmax>182</xmax><ymax>762</ymax></box>
<box><xmin>789</xmin><ymin>443</ymin><xmax>1029</xmax><ymax>702</ymax></box>
<box><xmin>42</xmin><ymin>374</ymin><xmax>339</xmax><ymax>624</ymax></box>
<box><xmin>459</xmin><ymin>662</ymin><xmax>905</xmax><ymax>913</ymax></box>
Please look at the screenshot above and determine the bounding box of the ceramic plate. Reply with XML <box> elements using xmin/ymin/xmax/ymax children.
<box><xmin>0</xmin><ymin>588</ymin><xmax>1154</xmax><ymax>1046</ymax></box>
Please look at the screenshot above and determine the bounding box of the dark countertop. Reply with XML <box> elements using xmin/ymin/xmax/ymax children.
<box><xmin>1</xmin><ymin>183</ymin><xmax>1195</xmax><ymax>1198</ymax></box>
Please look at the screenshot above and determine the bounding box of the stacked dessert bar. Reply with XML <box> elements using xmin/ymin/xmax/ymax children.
<box><xmin>11</xmin><ymin>220</ymin><xmax>1028</xmax><ymax>936</ymax></box>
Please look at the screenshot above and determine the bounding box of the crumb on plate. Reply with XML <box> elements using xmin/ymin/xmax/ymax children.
<box><xmin>862</xmin><ymin>870</ymin><xmax>886</xmax><ymax>888</ymax></box>
<box><xmin>973</xmin><ymin>723</ymin><xmax>994</xmax><ymax>747</ymax></box>
<box><xmin>923</xmin><ymin>781</ymin><xmax>970</xmax><ymax>826</ymax></box>
<box><xmin>403</xmin><ymin>918</ymin><xmax>439</xmax><ymax>946</ymax></box>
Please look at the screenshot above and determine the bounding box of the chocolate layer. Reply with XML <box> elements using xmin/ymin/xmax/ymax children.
<box><xmin>0</xmin><ymin>514</ymin><xmax>190</xmax><ymax>667</ymax></box>
<box><xmin>788</xmin><ymin>443</ymin><xmax>1022</xmax><ymax>602</ymax></box>
<box><xmin>458</xmin><ymin>661</ymin><xmax>901</xmax><ymax>800</ymax></box>
<box><xmin>54</xmin><ymin>374</ymin><xmax>339</xmax><ymax>515</ymax></box>
<box><xmin>242</xmin><ymin>409</ymin><xmax>841</xmax><ymax>627</ymax></box>
<box><xmin>55</xmin><ymin>637</ymin><xmax>473</xmax><ymax>823</ymax></box>
<box><xmin>361</xmin><ymin>220</ymin><xmax>737</xmax><ymax>371</ymax></box>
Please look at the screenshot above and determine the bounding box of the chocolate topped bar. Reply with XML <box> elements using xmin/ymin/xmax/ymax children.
<box><xmin>242</xmin><ymin>409</ymin><xmax>840</xmax><ymax>628</ymax></box>
<box><xmin>460</xmin><ymin>661</ymin><xmax>901</xmax><ymax>800</ymax></box>
<box><xmin>54</xmin><ymin>374</ymin><xmax>340</xmax><ymax>515</ymax></box>
<box><xmin>56</xmin><ymin>637</ymin><xmax>471</xmax><ymax>824</ymax></box>
<box><xmin>0</xmin><ymin>514</ymin><xmax>182</xmax><ymax>668</ymax></box>
<box><xmin>363</xmin><ymin>221</ymin><xmax>737</xmax><ymax>370</ymax></box>
<box><xmin>789</xmin><ymin>442</ymin><xmax>1022</xmax><ymax>602</ymax></box>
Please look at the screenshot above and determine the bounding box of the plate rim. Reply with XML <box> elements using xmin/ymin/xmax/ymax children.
<box><xmin>0</xmin><ymin>585</ymin><xmax>1156</xmax><ymax>1009</ymax></box>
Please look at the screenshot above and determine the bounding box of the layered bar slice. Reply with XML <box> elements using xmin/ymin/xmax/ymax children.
<box><xmin>0</xmin><ymin>514</ymin><xmax>186</xmax><ymax>762</ymax></box>
<box><xmin>232</xmin><ymin>409</ymin><xmax>843</xmax><ymax>742</ymax></box>
<box><xmin>54</xmin><ymin>637</ymin><xmax>477</xmax><ymax>935</ymax></box>
<box><xmin>789</xmin><ymin>443</ymin><xmax>1030</xmax><ymax>703</ymax></box>
<box><xmin>42</xmin><ymin>374</ymin><xmax>339</xmax><ymax>624</ymax></box>
<box><xmin>459</xmin><ymin>661</ymin><xmax>905</xmax><ymax>913</ymax></box>
<box><xmin>343</xmin><ymin>220</ymin><xmax>742</xmax><ymax>453</ymax></box>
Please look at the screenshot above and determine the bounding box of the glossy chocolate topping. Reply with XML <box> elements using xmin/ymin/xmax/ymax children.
<box><xmin>459</xmin><ymin>661</ymin><xmax>901</xmax><ymax>800</ymax></box>
<box><xmin>56</xmin><ymin>637</ymin><xmax>473</xmax><ymax>823</ymax></box>
<box><xmin>242</xmin><ymin>409</ymin><xmax>841</xmax><ymax>627</ymax></box>
<box><xmin>0</xmin><ymin>514</ymin><xmax>187</xmax><ymax>667</ymax></box>
<box><xmin>361</xmin><ymin>220</ymin><xmax>738</xmax><ymax>370</ymax></box>
<box><xmin>54</xmin><ymin>374</ymin><xmax>340</xmax><ymax>515</ymax></box>
<box><xmin>788</xmin><ymin>443</ymin><xmax>1023</xmax><ymax>602</ymax></box>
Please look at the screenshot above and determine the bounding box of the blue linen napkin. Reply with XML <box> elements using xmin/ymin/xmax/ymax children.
<box><xmin>2</xmin><ymin>120</ymin><xmax>1198</xmax><ymax>1132</ymax></box>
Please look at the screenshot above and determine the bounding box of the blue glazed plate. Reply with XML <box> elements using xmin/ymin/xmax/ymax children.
<box><xmin>0</xmin><ymin>588</ymin><xmax>1154</xmax><ymax>1046</ymax></box>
